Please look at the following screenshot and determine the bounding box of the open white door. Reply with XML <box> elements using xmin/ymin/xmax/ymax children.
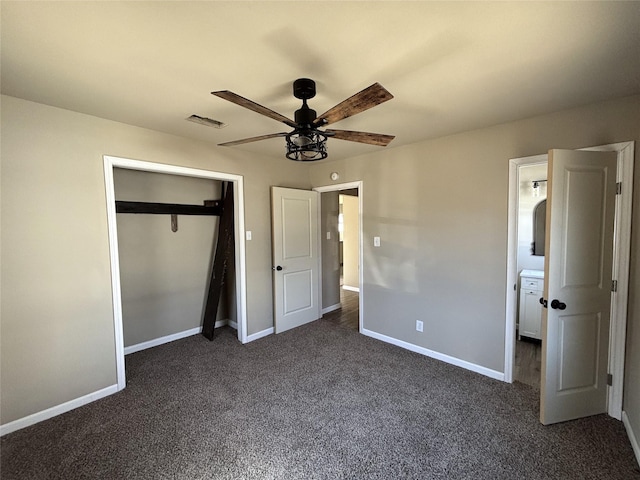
<box><xmin>540</xmin><ymin>149</ymin><xmax>617</xmax><ymax>425</ymax></box>
<box><xmin>271</xmin><ymin>187</ymin><xmax>320</xmax><ymax>333</ymax></box>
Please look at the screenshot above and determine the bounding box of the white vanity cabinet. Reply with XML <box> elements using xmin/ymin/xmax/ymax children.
<box><xmin>519</xmin><ymin>270</ymin><xmax>544</xmax><ymax>340</ymax></box>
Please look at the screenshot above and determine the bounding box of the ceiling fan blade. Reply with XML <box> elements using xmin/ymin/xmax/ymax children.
<box><xmin>218</xmin><ymin>132</ymin><xmax>288</xmax><ymax>147</ymax></box>
<box><xmin>313</xmin><ymin>83</ymin><xmax>393</xmax><ymax>127</ymax></box>
<box><xmin>212</xmin><ymin>90</ymin><xmax>297</xmax><ymax>128</ymax></box>
<box><xmin>324</xmin><ymin>129</ymin><xmax>395</xmax><ymax>147</ymax></box>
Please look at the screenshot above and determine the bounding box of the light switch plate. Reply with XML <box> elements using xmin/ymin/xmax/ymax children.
<box><xmin>326</xmin><ymin>231</ymin><xmax>331</xmax><ymax>240</ymax></box>
<box><xmin>374</xmin><ymin>236</ymin><xmax>380</xmax><ymax>247</ymax></box>
<box><xmin>246</xmin><ymin>231</ymin><xmax>252</xmax><ymax>241</ymax></box>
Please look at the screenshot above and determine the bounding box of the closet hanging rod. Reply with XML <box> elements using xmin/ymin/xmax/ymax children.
<box><xmin>115</xmin><ymin>200</ymin><xmax>223</xmax><ymax>216</ymax></box>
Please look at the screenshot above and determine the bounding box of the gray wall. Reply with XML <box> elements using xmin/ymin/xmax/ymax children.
<box><xmin>627</xmin><ymin>151</ymin><xmax>640</xmax><ymax>447</ymax></box>
<box><xmin>320</xmin><ymin>191</ymin><xmax>341</xmax><ymax>310</ymax></box>
<box><xmin>0</xmin><ymin>95</ymin><xmax>310</xmax><ymax>425</ymax></box>
<box><xmin>114</xmin><ymin>169</ymin><xmax>225</xmax><ymax>347</ymax></box>
<box><xmin>309</xmin><ymin>94</ymin><xmax>640</xmax><ymax>432</ymax></box>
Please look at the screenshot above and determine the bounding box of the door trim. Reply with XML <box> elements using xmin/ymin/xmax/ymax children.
<box><xmin>504</xmin><ymin>141</ymin><xmax>634</xmax><ymax>420</ymax></box>
<box><xmin>313</xmin><ymin>181</ymin><xmax>363</xmax><ymax>332</ymax></box>
<box><xmin>103</xmin><ymin>155</ymin><xmax>248</xmax><ymax>391</ymax></box>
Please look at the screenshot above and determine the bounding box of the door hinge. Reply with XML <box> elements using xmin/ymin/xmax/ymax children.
<box><xmin>616</xmin><ymin>182</ymin><xmax>622</xmax><ymax>195</ymax></box>
<box><xmin>607</xmin><ymin>373</ymin><xmax>613</xmax><ymax>386</ymax></box>
<box><xmin>611</xmin><ymin>280</ymin><xmax>618</xmax><ymax>292</ymax></box>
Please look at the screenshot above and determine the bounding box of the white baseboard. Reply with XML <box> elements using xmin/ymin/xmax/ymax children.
<box><xmin>0</xmin><ymin>384</ymin><xmax>118</xmax><ymax>437</ymax></box>
<box><xmin>124</xmin><ymin>320</ymin><xmax>229</xmax><ymax>355</ymax></box>
<box><xmin>622</xmin><ymin>411</ymin><xmax>640</xmax><ymax>467</ymax></box>
<box><xmin>245</xmin><ymin>327</ymin><xmax>274</xmax><ymax>343</ymax></box>
<box><xmin>361</xmin><ymin>328</ymin><xmax>505</xmax><ymax>381</ymax></box>
<box><xmin>342</xmin><ymin>285</ymin><xmax>359</xmax><ymax>293</ymax></box>
<box><xmin>2</xmin><ymin>319</ymin><xmax>238</xmax><ymax>436</ymax></box>
<box><xmin>322</xmin><ymin>303</ymin><xmax>342</xmax><ymax>314</ymax></box>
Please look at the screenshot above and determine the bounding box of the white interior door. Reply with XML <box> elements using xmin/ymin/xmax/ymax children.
<box><xmin>271</xmin><ymin>187</ymin><xmax>320</xmax><ymax>333</ymax></box>
<box><xmin>540</xmin><ymin>149</ymin><xmax>617</xmax><ymax>425</ymax></box>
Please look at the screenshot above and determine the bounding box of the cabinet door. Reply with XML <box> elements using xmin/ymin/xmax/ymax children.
<box><xmin>521</xmin><ymin>289</ymin><xmax>542</xmax><ymax>339</ymax></box>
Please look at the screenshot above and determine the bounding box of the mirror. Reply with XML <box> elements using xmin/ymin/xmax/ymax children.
<box><xmin>532</xmin><ymin>199</ymin><xmax>546</xmax><ymax>256</ymax></box>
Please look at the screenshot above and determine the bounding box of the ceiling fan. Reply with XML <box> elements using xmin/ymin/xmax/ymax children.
<box><xmin>211</xmin><ymin>78</ymin><xmax>395</xmax><ymax>161</ymax></box>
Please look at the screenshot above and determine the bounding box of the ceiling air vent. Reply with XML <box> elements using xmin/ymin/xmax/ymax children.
<box><xmin>186</xmin><ymin>114</ymin><xmax>227</xmax><ymax>129</ymax></box>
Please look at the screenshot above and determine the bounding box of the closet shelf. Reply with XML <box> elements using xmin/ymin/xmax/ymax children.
<box><xmin>115</xmin><ymin>200</ymin><xmax>222</xmax><ymax>216</ymax></box>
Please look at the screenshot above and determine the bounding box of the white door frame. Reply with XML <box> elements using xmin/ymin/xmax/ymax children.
<box><xmin>313</xmin><ymin>181</ymin><xmax>363</xmax><ymax>332</ymax></box>
<box><xmin>504</xmin><ymin>141</ymin><xmax>634</xmax><ymax>420</ymax></box>
<box><xmin>103</xmin><ymin>155</ymin><xmax>248</xmax><ymax>391</ymax></box>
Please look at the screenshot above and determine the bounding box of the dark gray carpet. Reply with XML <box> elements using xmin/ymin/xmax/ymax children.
<box><xmin>2</xmin><ymin>321</ymin><xmax>639</xmax><ymax>479</ymax></box>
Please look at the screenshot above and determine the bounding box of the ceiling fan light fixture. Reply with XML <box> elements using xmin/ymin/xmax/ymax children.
<box><xmin>292</xmin><ymin>134</ymin><xmax>313</xmax><ymax>147</ymax></box>
<box><xmin>285</xmin><ymin>131</ymin><xmax>328</xmax><ymax>161</ymax></box>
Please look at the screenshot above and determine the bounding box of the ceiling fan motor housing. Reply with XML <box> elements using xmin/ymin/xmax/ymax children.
<box><xmin>295</xmin><ymin>106</ymin><xmax>317</xmax><ymax>126</ymax></box>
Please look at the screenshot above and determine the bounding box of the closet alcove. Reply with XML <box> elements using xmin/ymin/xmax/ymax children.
<box><xmin>113</xmin><ymin>168</ymin><xmax>235</xmax><ymax>354</ymax></box>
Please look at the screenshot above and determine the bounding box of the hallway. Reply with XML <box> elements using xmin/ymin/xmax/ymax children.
<box><xmin>321</xmin><ymin>288</ymin><xmax>359</xmax><ymax>331</ymax></box>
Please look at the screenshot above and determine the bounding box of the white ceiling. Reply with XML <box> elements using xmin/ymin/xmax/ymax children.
<box><xmin>2</xmin><ymin>1</ymin><xmax>639</xmax><ymax>162</ymax></box>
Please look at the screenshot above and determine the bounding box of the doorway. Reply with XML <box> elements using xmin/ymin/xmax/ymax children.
<box><xmin>504</xmin><ymin>142</ymin><xmax>634</xmax><ymax>420</ymax></box>
<box><xmin>314</xmin><ymin>181</ymin><xmax>363</xmax><ymax>332</ymax></box>
<box><xmin>103</xmin><ymin>155</ymin><xmax>248</xmax><ymax>391</ymax></box>
<box><xmin>514</xmin><ymin>161</ymin><xmax>547</xmax><ymax>389</ymax></box>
